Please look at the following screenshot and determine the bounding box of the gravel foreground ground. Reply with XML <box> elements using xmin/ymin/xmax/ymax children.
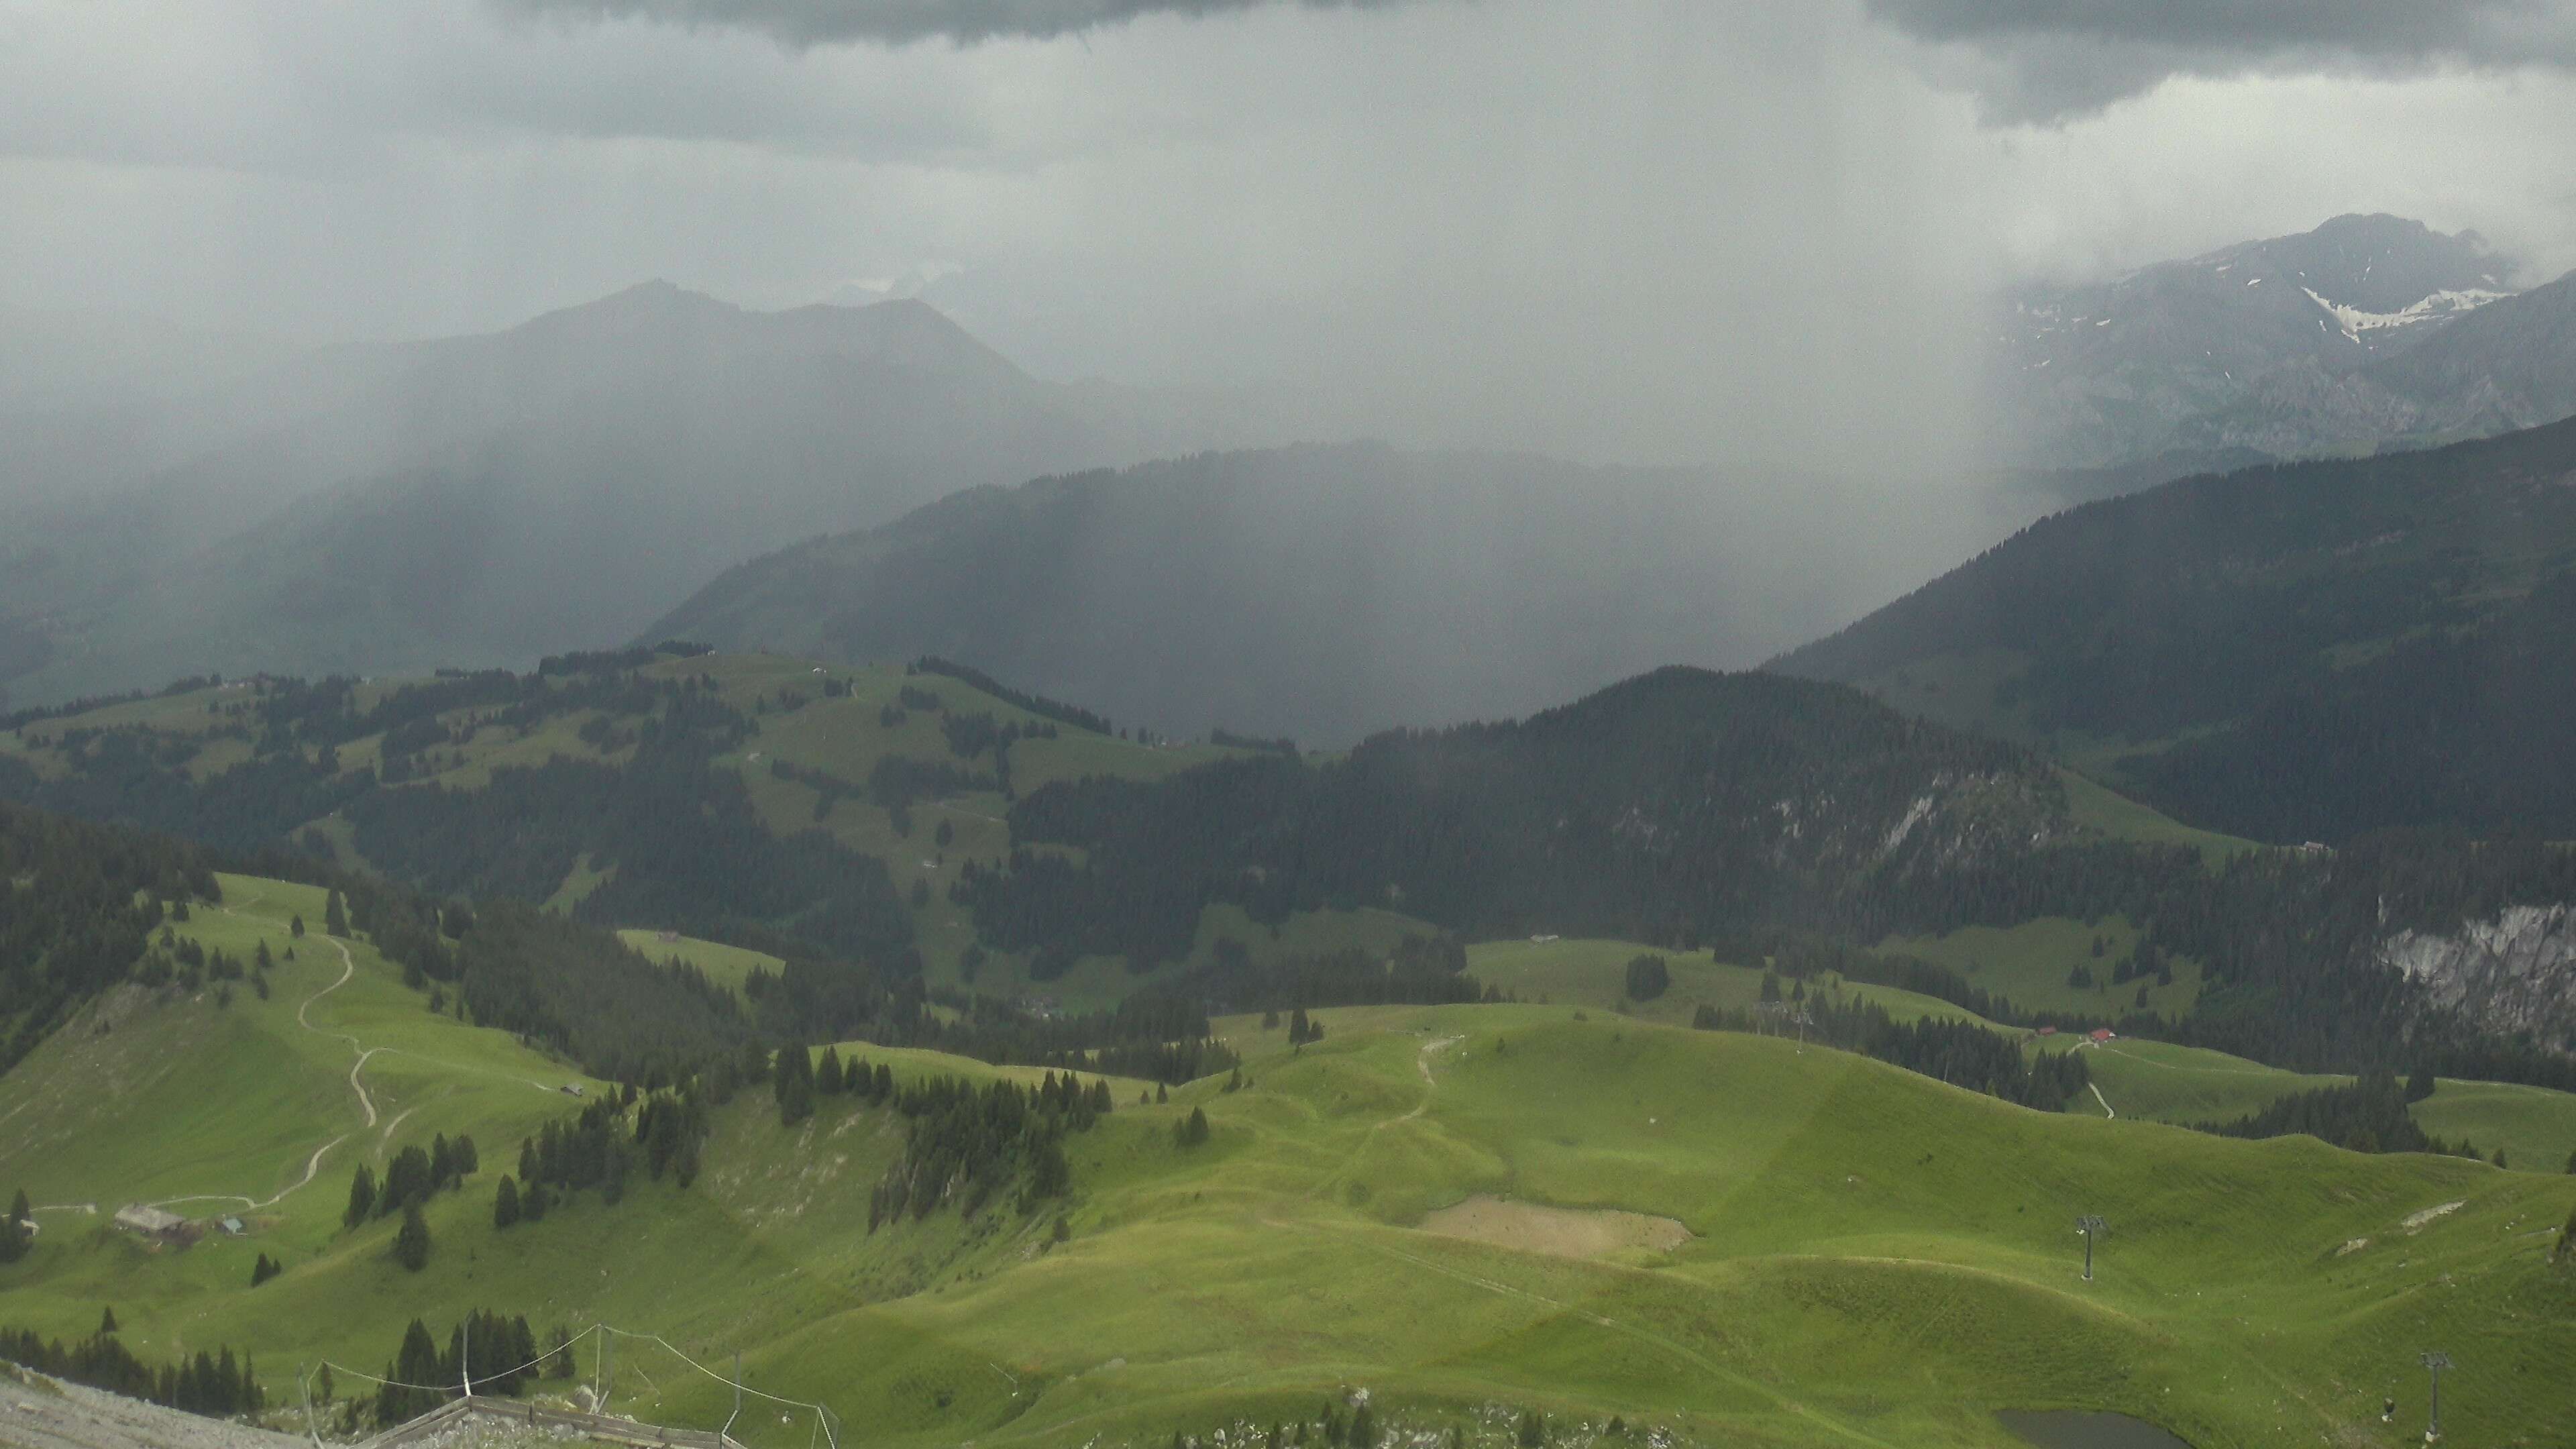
<box><xmin>0</xmin><ymin>1373</ymin><xmax>605</xmax><ymax>1449</ymax></box>
<box><xmin>0</xmin><ymin>1371</ymin><xmax>310</xmax><ymax>1449</ymax></box>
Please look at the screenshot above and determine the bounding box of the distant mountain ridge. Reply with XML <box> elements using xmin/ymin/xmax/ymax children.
<box><xmin>1772</xmin><ymin>413</ymin><xmax>2576</xmax><ymax>843</ymax></box>
<box><xmin>0</xmin><ymin>284</ymin><xmax>1293</xmax><ymax>708</ymax></box>
<box><xmin>1991</xmin><ymin>213</ymin><xmax>2576</xmax><ymax>472</ymax></box>
<box><xmin>643</xmin><ymin>442</ymin><xmax>2027</xmax><ymax>745</ymax></box>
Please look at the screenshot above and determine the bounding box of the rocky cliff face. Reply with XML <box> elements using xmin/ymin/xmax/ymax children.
<box><xmin>2382</xmin><ymin>904</ymin><xmax>2576</xmax><ymax>1055</ymax></box>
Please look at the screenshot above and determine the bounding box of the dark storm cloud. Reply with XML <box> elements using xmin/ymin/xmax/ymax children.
<box><xmin>498</xmin><ymin>0</ymin><xmax>1415</xmax><ymax>46</ymax></box>
<box><xmin>1865</xmin><ymin>0</ymin><xmax>2576</xmax><ymax>119</ymax></box>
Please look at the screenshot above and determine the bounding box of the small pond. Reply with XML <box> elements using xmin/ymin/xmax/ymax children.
<box><xmin>1996</xmin><ymin>1409</ymin><xmax>2194</xmax><ymax>1449</ymax></box>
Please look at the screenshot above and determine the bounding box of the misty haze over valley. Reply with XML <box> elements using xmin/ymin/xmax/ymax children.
<box><xmin>9</xmin><ymin>5</ymin><xmax>2576</xmax><ymax>1449</ymax></box>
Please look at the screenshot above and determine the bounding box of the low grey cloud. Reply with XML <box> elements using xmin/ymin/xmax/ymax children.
<box><xmin>496</xmin><ymin>0</ymin><xmax>1413</xmax><ymax>46</ymax></box>
<box><xmin>1865</xmin><ymin>0</ymin><xmax>2576</xmax><ymax>120</ymax></box>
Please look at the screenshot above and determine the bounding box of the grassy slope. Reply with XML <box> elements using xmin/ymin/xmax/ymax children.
<box><xmin>1474</xmin><ymin>936</ymin><xmax>2576</xmax><ymax>1169</ymax></box>
<box><xmin>1466</xmin><ymin>939</ymin><xmax>1980</xmax><ymax>1029</ymax></box>
<box><xmin>614</xmin><ymin>930</ymin><xmax>784</xmax><ymax>1000</ymax></box>
<box><xmin>6</xmin><ymin>910</ymin><xmax>2576</xmax><ymax>1448</ymax></box>
<box><xmin>2057</xmin><ymin>770</ymin><xmax>2257</xmax><ymax>865</ymax></box>
<box><xmin>1873</xmin><ymin>916</ymin><xmax>2206</xmax><ymax>1023</ymax></box>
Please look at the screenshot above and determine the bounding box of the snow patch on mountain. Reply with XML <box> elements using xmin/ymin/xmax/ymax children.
<box><xmin>2301</xmin><ymin>285</ymin><xmax>2514</xmax><ymax>343</ymax></box>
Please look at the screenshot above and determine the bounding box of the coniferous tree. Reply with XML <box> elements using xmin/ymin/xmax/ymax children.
<box><xmin>290</xmin><ymin>913</ymin><xmax>306</xmax><ymax>938</ymax></box>
<box><xmin>2406</xmin><ymin>1065</ymin><xmax>2437</xmax><ymax>1102</ymax></box>
<box><xmin>493</xmin><ymin>1175</ymin><xmax>521</xmax><ymax>1229</ymax></box>
<box><xmin>380</xmin><ymin>1146</ymin><xmax>434</xmax><ymax>1216</ymax></box>
<box><xmin>99</xmin><ymin>1306</ymin><xmax>117</xmax><ymax>1336</ymax></box>
<box><xmin>1517</xmin><ymin>1409</ymin><xmax>1544</xmax><ymax>1448</ymax></box>
<box><xmin>343</xmin><ymin>1165</ymin><xmax>378</xmax><ymax>1228</ymax></box>
<box><xmin>817</xmin><ymin>1046</ymin><xmax>844</xmax><ymax>1096</ymax></box>
<box><xmin>394</xmin><ymin>1204</ymin><xmax>431</xmax><ymax>1271</ymax></box>
<box><xmin>775</xmin><ymin>1042</ymin><xmax>815</xmax><ymax>1126</ymax></box>
<box><xmin>0</xmin><ymin>1189</ymin><xmax>29</xmax><ymax>1263</ymax></box>
<box><xmin>325</xmin><ymin>890</ymin><xmax>349</xmax><ymax>938</ymax></box>
<box><xmin>375</xmin><ymin>1319</ymin><xmax>444</xmax><ymax>1426</ymax></box>
<box><xmin>1623</xmin><ymin>954</ymin><xmax>1670</xmax><ymax>1002</ymax></box>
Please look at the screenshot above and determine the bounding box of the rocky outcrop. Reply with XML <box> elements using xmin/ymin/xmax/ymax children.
<box><xmin>2381</xmin><ymin>904</ymin><xmax>2576</xmax><ymax>1054</ymax></box>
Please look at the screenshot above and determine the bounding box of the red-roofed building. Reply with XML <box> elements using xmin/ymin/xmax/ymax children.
<box><xmin>2089</xmin><ymin>1028</ymin><xmax>2115</xmax><ymax>1043</ymax></box>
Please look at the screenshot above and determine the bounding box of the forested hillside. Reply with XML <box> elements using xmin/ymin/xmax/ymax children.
<box><xmin>961</xmin><ymin>667</ymin><xmax>2576</xmax><ymax>1090</ymax></box>
<box><xmin>964</xmin><ymin>667</ymin><xmax>2066</xmax><ymax>963</ymax></box>
<box><xmin>1772</xmin><ymin>415</ymin><xmax>2576</xmax><ymax>842</ymax></box>
<box><xmin>0</xmin><ymin>800</ymin><xmax>218</xmax><ymax>1070</ymax></box>
<box><xmin>14</xmin><ymin>647</ymin><xmax>2576</xmax><ymax>1096</ymax></box>
<box><xmin>0</xmin><ymin>645</ymin><xmax>1292</xmax><ymax>1006</ymax></box>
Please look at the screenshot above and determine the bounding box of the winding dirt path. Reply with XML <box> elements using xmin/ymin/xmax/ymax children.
<box><xmin>145</xmin><ymin>932</ymin><xmax>374</xmax><ymax>1212</ymax></box>
<box><xmin>376</xmin><ymin>1103</ymin><xmax>418</xmax><ymax>1155</ymax></box>
<box><xmin>1398</xmin><ymin>1035</ymin><xmax>1460</xmax><ymax>1122</ymax></box>
<box><xmin>299</xmin><ymin>938</ymin><xmax>380</xmax><ymax>1124</ymax></box>
<box><xmin>2088</xmin><ymin>1082</ymin><xmax>2117</xmax><ymax>1119</ymax></box>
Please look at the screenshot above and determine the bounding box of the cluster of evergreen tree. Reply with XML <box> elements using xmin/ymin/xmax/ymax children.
<box><xmin>1690</xmin><ymin>996</ymin><xmax>2092</xmax><ymax>1111</ymax></box>
<box><xmin>343</xmin><ymin>1134</ymin><xmax>478</xmax><ymax>1230</ymax></box>
<box><xmin>633</xmin><ymin>1087</ymin><xmax>713</xmax><ymax>1185</ymax></box>
<box><xmin>942</xmin><ymin>709</ymin><xmax>1057</xmax><ymax>763</ymax></box>
<box><xmin>1623</xmin><ymin>954</ymin><xmax>1670</xmax><ymax>1002</ymax></box>
<box><xmin>2189</xmin><ymin>1073</ymin><xmax>2467</xmax><ymax>1156</ymax></box>
<box><xmin>911</xmin><ymin>656</ymin><xmax>1112</xmax><ymax>736</ymax></box>
<box><xmin>445</xmin><ymin>904</ymin><xmax>753</xmax><ymax>1085</ymax></box>
<box><xmin>1209</xmin><ymin>728</ymin><xmax>1298</xmax><ymax>757</ymax></box>
<box><xmin>516</xmin><ymin>1098</ymin><xmax>641</xmax><ymax>1205</ymax></box>
<box><xmin>1719</xmin><ymin>927</ymin><xmax>2159</xmax><ymax>1038</ymax></box>
<box><xmin>867</xmin><ymin>1071</ymin><xmax>1110</xmax><ymax>1228</ymax></box>
<box><xmin>739</xmin><ymin>969</ymin><xmax>1237</xmax><ymax>1085</ymax></box>
<box><xmin>1181</xmin><ymin>936</ymin><xmax>1487</xmax><ymax>1017</ymax></box>
<box><xmin>0</xmin><ymin>1317</ymin><xmax>264</xmax><ymax>1419</ymax></box>
<box><xmin>0</xmin><ymin>798</ymin><xmax>221</xmax><ymax>1071</ymax></box>
<box><xmin>370</xmin><ymin>1310</ymin><xmax>547</xmax><ymax>1425</ymax></box>
<box><xmin>1</xmin><ymin>1189</ymin><xmax>31</xmax><ymax>1263</ymax></box>
<box><xmin>868</xmin><ymin>754</ymin><xmax>1002</xmax><ymax>814</ymax></box>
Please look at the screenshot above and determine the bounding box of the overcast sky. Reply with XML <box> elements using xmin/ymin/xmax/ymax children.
<box><xmin>5</xmin><ymin>0</ymin><xmax>2576</xmax><ymax>472</ymax></box>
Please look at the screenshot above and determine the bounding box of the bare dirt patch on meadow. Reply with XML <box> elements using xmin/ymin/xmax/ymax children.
<box><xmin>1419</xmin><ymin>1195</ymin><xmax>1690</xmax><ymax>1260</ymax></box>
